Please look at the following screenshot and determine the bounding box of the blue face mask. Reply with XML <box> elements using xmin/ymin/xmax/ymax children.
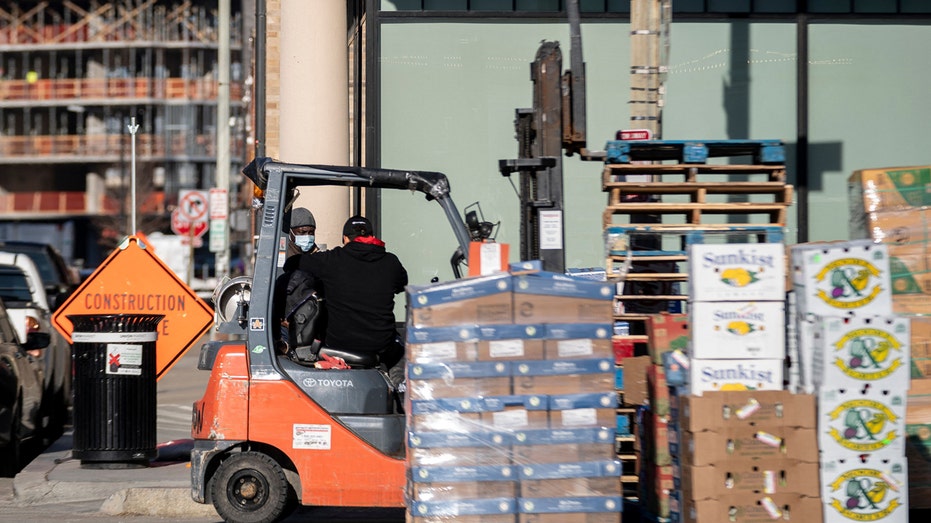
<box><xmin>294</xmin><ymin>234</ymin><xmax>315</xmax><ymax>252</ymax></box>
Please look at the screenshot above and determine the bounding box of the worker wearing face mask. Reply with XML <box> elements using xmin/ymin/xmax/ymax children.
<box><xmin>286</xmin><ymin>207</ymin><xmax>319</xmax><ymax>257</ymax></box>
<box><xmin>274</xmin><ymin>207</ymin><xmax>325</xmax><ymax>356</ymax></box>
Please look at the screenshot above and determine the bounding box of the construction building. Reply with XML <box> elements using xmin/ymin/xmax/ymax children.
<box><xmin>0</xmin><ymin>0</ymin><xmax>248</xmax><ymax>267</ymax></box>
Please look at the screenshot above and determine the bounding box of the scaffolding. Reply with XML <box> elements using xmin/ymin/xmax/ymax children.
<box><xmin>0</xmin><ymin>0</ymin><xmax>247</xmax><ymax>225</ymax></box>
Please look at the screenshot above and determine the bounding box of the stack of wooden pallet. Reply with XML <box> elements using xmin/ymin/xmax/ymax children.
<box><xmin>601</xmin><ymin>139</ymin><xmax>793</xmax><ymax>517</ymax></box>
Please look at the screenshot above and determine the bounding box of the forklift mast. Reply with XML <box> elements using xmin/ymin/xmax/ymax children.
<box><xmin>499</xmin><ymin>0</ymin><xmax>590</xmax><ymax>273</ymax></box>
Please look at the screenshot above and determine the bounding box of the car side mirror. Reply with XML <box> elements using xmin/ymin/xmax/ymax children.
<box><xmin>24</xmin><ymin>331</ymin><xmax>51</xmax><ymax>351</ymax></box>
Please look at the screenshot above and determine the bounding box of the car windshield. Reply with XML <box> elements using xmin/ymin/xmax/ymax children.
<box><xmin>0</xmin><ymin>243</ymin><xmax>61</xmax><ymax>285</ymax></box>
<box><xmin>0</xmin><ymin>267</ymin><xmax>33</xmax><ymax>303</ymax></box>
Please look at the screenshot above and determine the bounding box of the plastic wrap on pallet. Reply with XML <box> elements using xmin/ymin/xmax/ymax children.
<box><xmin>404</xmin><ymin>282</ymin><xmax>623</xmax><ymax>523</ymax></box>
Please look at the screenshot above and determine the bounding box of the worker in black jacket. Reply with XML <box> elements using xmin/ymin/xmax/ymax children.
<box><xmin>285</xmin><ymin>215</ymin><xmax>407</xmax><ymax>380</ymax></box>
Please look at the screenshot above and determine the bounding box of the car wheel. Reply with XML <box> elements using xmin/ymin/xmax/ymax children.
<box><xmin>0</xmin><ymin>395</ymin><xmax>22</xmax><ymax>478</ymax></box>
<box><xmin>211</xmin><ymin>451</ymin><xmax>296</xmax><ymax>523</ymax></box>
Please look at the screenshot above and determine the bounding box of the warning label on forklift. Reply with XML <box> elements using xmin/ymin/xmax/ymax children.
<box><xmin>293</xmin><ymin>424</ymin><xmax>331</xmax><ymax>449</ymax></box>
<box><xmin>105</xmin><ymin>343</ymin><xmax>143</xmax><ymax>376</ymax></box>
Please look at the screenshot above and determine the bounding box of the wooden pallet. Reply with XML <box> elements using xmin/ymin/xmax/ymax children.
<box><xmin>603</xmin><ymin>202</ymin><xmax>789</xmax><ymax>228</ymax></box>
<box><xmin>603</xmin><ymin>162</ymin><xmax>787</xmax><ymax>183</ymax></box>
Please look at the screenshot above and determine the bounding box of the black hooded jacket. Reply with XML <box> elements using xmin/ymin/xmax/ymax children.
<box><xmin>286</xmin><ymin>238</ymin><xmax>407</xmax><ymax>353</ymax></box>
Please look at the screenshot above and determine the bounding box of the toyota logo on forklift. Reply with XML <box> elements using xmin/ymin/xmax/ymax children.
<box><xmin>302</xmin><ymin>377</ymin><xmax>354</xmax><ymax>388</ymax></box>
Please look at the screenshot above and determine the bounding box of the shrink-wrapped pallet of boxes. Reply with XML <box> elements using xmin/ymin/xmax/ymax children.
<box><xmin>405</xmin><ymin>270</ymin><xmax>624</xmax><ymax>523</ymax></box>
<box><xmin>790</xmin><ymin>240</ymin><xmax>911</xmax><ymax>522</ymax></box>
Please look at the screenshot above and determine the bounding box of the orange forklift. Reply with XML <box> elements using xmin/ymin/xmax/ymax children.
<box><xmin>190</xmin><ymin>158</ymin><xmax>477</xmax><ymax>523</ymax></box>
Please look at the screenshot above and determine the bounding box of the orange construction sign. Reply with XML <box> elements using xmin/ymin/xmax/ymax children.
<box><xmin>52</xmin><ymin>236</ymin><xmax>215</xmax><ymax>380</ymax></box>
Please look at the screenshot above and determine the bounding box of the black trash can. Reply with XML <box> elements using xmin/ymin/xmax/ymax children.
<box><xmin>68</xmin><ymin>314</ymin><xmax>164</xmax><ymax>468</ymax></box>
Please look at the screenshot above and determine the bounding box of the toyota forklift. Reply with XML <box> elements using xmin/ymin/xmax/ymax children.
<box><xmin>190</xmin><ymin>158</ymin><xmax>478</xmax><ymax>523</ymax></box>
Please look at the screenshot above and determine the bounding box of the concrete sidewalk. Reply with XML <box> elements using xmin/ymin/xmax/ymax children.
<box><xmin>12</xmin><ymin>430</ymin><xmax>218</xmax><ymax>518</ymax></box>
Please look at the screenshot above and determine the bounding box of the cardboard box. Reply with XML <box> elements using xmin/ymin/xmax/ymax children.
<box><xmin>512</xmin><ymin>272</ymin><xmax>614</xmax><ymax>324</ymax></box>
<box><xmin>647</xmin><ymin>313</ymin><xmax>689</xmax><ymax>364</ymax></box>
<box><xmin>409</xmin><ymin>375</ymin><xmax>511</xmax><ymax>400</ymax></box>
<box><xmin>410</xmin><ymin>410</ymin><xmax>483</xmax><ymax>433</ymax></box>
<box><xmin>548</xmin><ymin>393</ymin><xmax>618</xmax><ymax>429</ymax></box>
<box><xmin>674</xmin><ymin>426</ymin><xmax>819</xmax><ymax>466</ymax></box>
<box><xmin>409</xmin><ymin>446</ymin><xmax>509</xmax><ymax>467</ymax></box>
<box><xmin>518</xmin><ymin>512</ymin><xmax>620</xmax><ymax>523</ymax></box>
<box><xmin>817</xmin><ymin>387</ymin><xmax>907</xmax><ymax>457</ymax></box>
<box><xmin>412</xmin><ymin>479</ymin><xmax>518</xmax><ymax>501</ymax></box>
<box><xmin>516</xmin><ymin>459</ymin><xmax>621</xmax><ymax>491</ymax></box>
<box><xmin>688</xmin><ymin>243</ymin><xmax>786</xmax><ymax>302</ymax></box>
<box><xmin>688</xmin><ymin>358</ymin><xmax>784</xmax><ymax>396</ymax></box>
<box><xmin>620</xmin><ymin>356</ymin><xmax>651</xmax><ymax>408</ymax></box>
<box><xmin>689</xmin><ymin>301</ymin><xmax>786</xmax><ymax>359</ymax></box>
<box><xmin>514</xmin><ymin>373</ymin><xmax>614</xmax><ymax>395</ymax></box>
<box><xmin>820</xmin><ymin>451</ymin><xmax>909</xmax><ymax>523</ymax></box>
<box><xmin>638</xmin><ymin>408</ymin><xmax>671</xmax><ymax>466</ymax></box>
<box><xmin>516</xmin><ymin>496</ymin><xmax>623</xmax><ymax>517</ymax></box>
<box><xmin>520</xmin><ymin>476</ymin><xmax>621</xmax><ymax>498</ymax></box>
<box><xmin>812</xmin><ymin>315</ymin><xmax>910</xmax><ymax>391</ymax></box>
<box><xmin>676</xmin><ymin>390</ymin><xmax>817</xmax><ymax>432</ymax></box>
<box><xmin>647</xmin><ymin>362</ymin><xmax>671</xmax><ymax>417</ymax></box>
<box><xmin>848</xmin><ymin>165</ymin><xmax>931</xmax><ymax>213</ymax></box>
<box><xmin>408</xmin><ymin>498</ymin><xmax>516</xmax><ymax>519</ymax></box>
<box><xmin>676</xmin><ymin>459</ymin><xmax>820</xmax><ymax>499</ymax></box>
<box><xmin>513</xmin><ymin>442</ymin><xmax>617</xmax><ymax>465</ymax></box>
<box><xmin>543</xmin><ymin>323</ymin><xmax>613</xmax><ymax>360</ymax></box>
<box><xmin>407</xmin><ymin>273</ymin><xmax>513</xmax><ymax>327</ymax></box>
<box><xmin>639</xmin><ymin>464</ymin><xmax>673</xmax><ymax>518</ymax></box>
<box><xmin>476</xmin><ymin>323</ymin><xmax>546</xmax><ymax>361</ymax></box>
<box><xmin>911</xmin><ymin>317</ymin><xmax>931</xmax><ymax>379</ymax></box>
<box><xmin>674</xmin><ymin>492</ymin><xmax>822</xmax><ymax>523</ymax></box>
<box><xmin>479</xmin><ymin>395</ymin><xmax>549</xmax><ymax>430</ymax></box>
<box><xmin>410</xmin><ymin>514</ymin><xmax>516</xmax><ymax>523</ymax></box>
<box><xmin>790</xmin><ymin>239</ymin><xmax>893</xmax><ymax>317</ymax></box>
<box><xmin>407</xmin><ymin>325</ymin><xmax>479</xmax><ymax>363</ymax></box>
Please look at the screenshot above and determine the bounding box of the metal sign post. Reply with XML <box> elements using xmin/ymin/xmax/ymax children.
<box><xmin>127</xmin><ymin>116</ymin><xmax>140</xmax><ymax>235</ymax></box>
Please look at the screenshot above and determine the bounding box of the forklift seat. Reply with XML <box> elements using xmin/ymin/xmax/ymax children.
<box><xmin>318</xmin><ymin>347</ymin><xmax>378</xmax><ymax>368</ymax></box>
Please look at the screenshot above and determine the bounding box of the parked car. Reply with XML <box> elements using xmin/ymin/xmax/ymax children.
<box><xmin>0</xmin><ymin>297</ymin><xmax>50</xmax><ymax>477</ymax></box>
<box><xmin>0</xmin><ymin>252</ymin><xmax>72</xmax><ymax>442</ymax></box>
<box><xmin>0</xmin><ymin>241</ymin><xmax>80</xmax><ymax>312</ymax></box>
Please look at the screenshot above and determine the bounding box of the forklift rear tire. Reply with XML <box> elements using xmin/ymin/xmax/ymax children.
<box><xmin>211</xmin><ymin>451</ymin><xmax>296</xmax><ymax>523</ymax></box>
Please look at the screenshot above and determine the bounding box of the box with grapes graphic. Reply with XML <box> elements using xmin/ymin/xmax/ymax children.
<box><xmin>688</xmin><ymin>243</ymin><xmax>786</xmax><ymax>302</ymax></box>
<box><xmin>820</xmin><ymin>450</ymin><xmax>908</xmax><ymax>523</ymax></box>
<box><xmin>818</xmin><ymin>387</ymin><xmax>907</xmax><ymax>459</ymax></box>
<box><xmin>790</xmin><ymin>239</ymin><xmax>892</xmax><ymax>317</ymax></box>
<box><xmin>811</xmin><ymin>315</ymin><xmax>910</xmax><ymax>392</ymax></box>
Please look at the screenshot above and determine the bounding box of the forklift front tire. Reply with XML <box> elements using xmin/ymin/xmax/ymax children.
<box><xmin>211</xmin><ymin>451</ymin><xmax>296</xmax><ymax>523</ymax></box>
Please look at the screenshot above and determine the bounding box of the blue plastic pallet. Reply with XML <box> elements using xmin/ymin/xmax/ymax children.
<box><xmin>604</xmin><ymin>139</ymin><xmax>785</xmax><ymax>165</ymax></box>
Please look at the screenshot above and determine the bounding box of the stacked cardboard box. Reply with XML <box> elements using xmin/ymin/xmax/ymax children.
<box><xmin>790</xmin><ymin>240</ymin><xmax>910</xmax><ymax>522</ymax></box>
<box><xmin>668</xmin><ymin>390</ymin><xmax>822</xmax><ymax>522</ymax></box>
<box><xmin>849</xmin><ymin>166</ymin><xmax>931</xmax><ymax>316</ymax></box>
<box><xmin>686</xmin><ymin>242</ymin><xmax>787</xmax><ymax>395</ymax></box>
<box><xmin>405</xmin><ymin>270</ymin><xmax>623</xmax><ymax>523</ymax></box>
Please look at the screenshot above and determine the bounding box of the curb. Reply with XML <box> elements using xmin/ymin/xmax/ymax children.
<box><xmin>100</xmin><ymin>487</ymin><xmax>219</xmax><ymax>518</ymax></box>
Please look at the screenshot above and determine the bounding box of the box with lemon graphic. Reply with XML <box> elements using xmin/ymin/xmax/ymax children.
<box><xmin>688</xmin><ymin>243</ymin><xmax>786</xmax><ymax>302</ymax></box>
<box><xmin>689</xmin><ymin>301</ymin><xmax>785</xmax><ymax>360</ymax></box>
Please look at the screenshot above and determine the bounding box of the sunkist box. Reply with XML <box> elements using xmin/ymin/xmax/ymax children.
<box><xmin>819</xmin><ymin>450</ymin><xmax>909</xmax><ymax>523</ymax></box>
<box><xmin>689</xmin><ymin>301</ymin><xmax>786</xmax><ymax>359</ymax></box>
<box><xmin>790</xmin><ymin>239</ymin><xmax>893</xmax><ymax>317</ymax></box>
<box><xmin>688</xmin><ymin>358</ymin><xmax>784</xmax><ymax>396</ymax></box>
<box><xmin>810</xmin><ymin>314</ymin><xmax>910</xmax><ymax>392</ymax></box>
<box><xmin>688</xmin><ymin>243</ymin><xmax>786</xmax><ymax>302</ymax></box>
<box><xmin>817</xmin><ymin>386</ymin><xmax>907</xmax><ymax>458</ymax></box>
